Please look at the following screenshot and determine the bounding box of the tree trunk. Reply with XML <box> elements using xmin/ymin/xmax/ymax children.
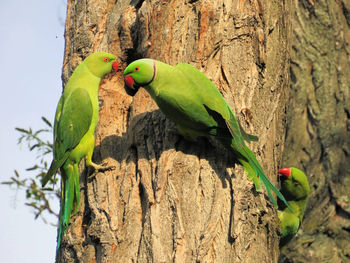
<box><xmin>57</xmin><ymin>1</ymin><xmax>291</xmax><ymax>262</ymax></box>
<box><xmin>280</xmin><ymin>1</ymin><xmax>350</xmax><ymax>262</ymax></box>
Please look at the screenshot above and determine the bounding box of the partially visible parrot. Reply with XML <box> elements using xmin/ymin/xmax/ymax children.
<box><xmin>41</xmin><ymin>52</ymin><xmax>118</xmax><ymax>250</ymax></box>
<box><xmin>277</xmin><ymin>167</ymin><xmax>310</xmax><ymax>247</ymax></box>
<box><xmin>123</xmin><ymin>58</ymin><xmax>292</xmax><ymax>211</ymax></box>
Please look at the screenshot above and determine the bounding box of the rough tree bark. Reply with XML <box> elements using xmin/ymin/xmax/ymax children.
<box><xmin>280</xmin><ymin>1</ymin><xmax>350</xmax><ymax>262</ymax></box>
<box><xmin>57</xmin><ymin>1</ymin><xmax>291</xmax><ymax>262</ymax></box>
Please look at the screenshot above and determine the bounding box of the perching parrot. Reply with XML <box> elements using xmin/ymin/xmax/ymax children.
<box><xmin>41</xmin><ymin>52</ymin><xmax>118</xmax><ymax>250</ymax></box>
<box><xmin>277</xmin><ymin>167</ymin><xmax>310</xmax><ymax>247</ymax></box>
<box><xmin>123</xmin><ymin>58</ymin><xmax>292</xmax><ymax>211</ymax></box>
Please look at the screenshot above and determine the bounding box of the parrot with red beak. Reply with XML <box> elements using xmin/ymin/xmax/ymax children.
<box><xmin>41</xmin><ymin>52</ymin><xmax>118</xmax><ymax>251</ymax></box>
<box><xmin>277</xmin><ymin>167</ymin><xmax>310</xmax><ymax>247</ymax></box>
<box><xmin>123</xmin><ymin>58</ymin><xmax>293</xmax><ymax>211</ymax></box>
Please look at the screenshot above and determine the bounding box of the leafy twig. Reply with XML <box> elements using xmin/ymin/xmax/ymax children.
<box><xmin>2</xmin><ymin>116</ymin><xmax>59</xmax><ymax>224</ymax></box>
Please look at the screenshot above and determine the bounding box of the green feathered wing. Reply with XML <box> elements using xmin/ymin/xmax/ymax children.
<box><xmin>43</xmin><ymin>88</ymin><xmax>93</xmax><ymax>250</ymax></box>
<box><xmin>166</xmin><ymin>62</ymin><xmax>291</xmax><ymax>210</ymax></box>
<box><xmin>42</xmin><ymin>89</ymin><xmax>92</xmax><ymax>185</ymax></box>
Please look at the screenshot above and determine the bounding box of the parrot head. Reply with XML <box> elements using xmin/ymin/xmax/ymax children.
<box><xmin>84</xmin><ymin>52</ymin><xmax>119</xmax><ymax>78</ymax></box>
<box><xmin>278</xmin><ymin>167</ymin><xmax>310</xmax><ymax>201</ymax></box>
<box><xmin>123</xmin><ymin>59</ymin><xmax>156</xmax><ymax>96</ymax></box>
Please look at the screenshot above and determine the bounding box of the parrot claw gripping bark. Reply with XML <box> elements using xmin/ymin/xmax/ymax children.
<box><xmin>41</xmin><ymin>52</ymin><xmax>118</xmax><ymax>251</ymax></box>
<box><xmin>123</xmin><ymin>58</ymin><xmax>292</xmax><ymax>212</ymax></box>
<box><xmin>87</xmin><ymin>160</ymin><xmax>115</xmax><ymax>172</ymax></box>
<box><xmin>277</xmin><ymin>167</ymin><xmax>310</xmax><ymax>247</ymax></box>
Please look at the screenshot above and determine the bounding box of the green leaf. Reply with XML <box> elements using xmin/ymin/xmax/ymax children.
<box><xmin>36</xmin><ymin>172</ymin><xmax>46</xmax><ymax>179</ymax></box>
<box><xmin>43</xmin><ymin>149</ymin><xmax>52</xmax><ymax>155</ymax></box>
<box><xmin>41</xmin><ymin>116</ymin><xmax>52</xmax><ymax>128</ymax></box>
<box><xmin>30</xmin><ymin>144</ymin><xmax>39</xmax><ymax>151</ymax></box>
<box><xmin>15</xmin><ymin>127</ymin><xmax>29</xmax><ymax>134</ymax></box>
<box><xmin>26</xmin><ymin>165</ymin><xmax>39</xmax><ymax>171</ymax></box>
<box><xmin>42</xmin><ymin>187</ymin><xmax>54</xmax><ymax>191</ymax></box>
<box><xmin>4</xmin><ymin>116</ymin><xmax>59</xmax><ymax>224</ymax></box>
<box><xmin>1</xmin><ymin>181</ymin><xmax>14</xmax><ymax>185</ymax></box>
<box><xmin>25</xmin><ymin>202</ymin><xmax>38</xmax><ymax>208</ymax></box>
<box><xmin>12</xmin><ymin>177</ymin><xmax>25</xmax><ymax>186</ymax></box>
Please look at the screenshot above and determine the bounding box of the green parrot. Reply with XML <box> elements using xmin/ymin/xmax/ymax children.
<box><xmin>123</xmin><ymin>58</ymin><xmax>292</xmax><ymax>211</ymax></box>
<box><xmin>41</xmin><ymin>52</ymin><xmax>118</xmax><ymax>250</ymax></box>
<box><xmin>277</xmin><ymin>167</ymin><xmax>310</xmax><ymax>247</ymax></box>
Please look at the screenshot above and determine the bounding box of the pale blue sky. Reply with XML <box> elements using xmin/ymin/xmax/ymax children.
<box><xmin>0</xmin><ymin>0</ymin><xmax>66</xmax><ymax>262</ymax></box>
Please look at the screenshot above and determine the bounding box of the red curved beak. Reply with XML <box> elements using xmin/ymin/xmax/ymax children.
<box><xmin>278</xmin><ymin>168</ymin><xmax>291</xmax><ymax>178</ymax></box>
<box><xmin>112</xmin><ymin>61</ymin><xmax>119</xmax><ymax>71</ymax></box>
<box><xmin>125</xmin><ymin>75</ymin><xmax>134</xmax><ymax>88</ymax></box>
<box><xmin>124</xmin><ymin>75</ymin><xmax>140</xmax><ymax>96</ymax></box>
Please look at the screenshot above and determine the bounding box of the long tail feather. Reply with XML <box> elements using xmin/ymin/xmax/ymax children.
<box><xmin>42</xmin><ymin>151</ymin><xmax>71</xmax><ymax>187</ymax></box>
<box><xmin>221</xmin><ymin>112</ymin><xmax>292</xmax><ymax>211</ymax></box>
<box><xmin>237</xmin><ymin>145</ymin><xmax>293</xmax><ymax>212</ymax></box>
<box><xmin>56</xmin><ymin>163</ymin><xmax>80</xmax><ymax>251</ymax></box>
<box><xmin>73</xmin><ymin>164</ymin><xmax>80</xmax><ymax>214</ymax></box>
<box><xmin>56</xmin><ymin>175</ymin><xmax>65</xmax><ymax>251</ymax></box>
<box><xmin>239</xmin><ymin>158</ymin><xmax>261</xmax><ymax>190</ymax></box>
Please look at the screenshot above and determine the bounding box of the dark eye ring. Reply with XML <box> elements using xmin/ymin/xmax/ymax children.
<box><xmin>104</xmin><ymin>57</ymin><xmax>110</xmax><ymax>62</ymax></box>
<box><xmin>135</xmin><ymin>66</ymin><xmax>140</xmax><ymax>72</ymax></box>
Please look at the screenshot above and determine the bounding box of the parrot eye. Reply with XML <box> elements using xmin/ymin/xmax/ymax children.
<box><xmin>292</xmin><ymin>179</ymin><xmax>300</xmax><ymax>186</ymax></box>
<box><xmin>134</xmin><ymin>66</ymin><xmax>140</xmax><ymax>72</ymax></box>
<box><xmin>103</xmin><ymin>57</ymin><xmax>110</xmax><ymax>63</ymax></box>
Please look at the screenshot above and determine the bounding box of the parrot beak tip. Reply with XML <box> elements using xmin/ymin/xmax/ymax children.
<box><xmin>124</xmin><ymin>75</ymin><xmax>140</xmax><ymax>96</ymax></box>
<box><xmin>124</xmin><ymin>84</ymin><xmax>140</xmax><ymax>96</ymax></box>
<box><xmin>112</xmin><ymin>61</ymin><xmax>119</xmax><ymax>71</ymax></box>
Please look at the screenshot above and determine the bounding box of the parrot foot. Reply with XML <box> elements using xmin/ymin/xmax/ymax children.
<box><xmin>88</xmin><ymin>162</ymin><xmax>116</xmax><ymax>172</ymax></box>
